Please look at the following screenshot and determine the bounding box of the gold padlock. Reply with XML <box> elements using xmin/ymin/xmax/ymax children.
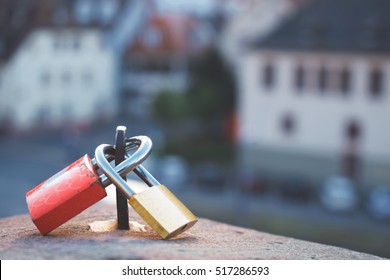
<box><xmin>95</xmin><ymin>142</ymin><xmax>197</xmax><ymax>239</ymax></box>
<box><xmin>129</xmin><ymin>185</ymin><xmax>197</xmax><ymax>239</ymax></box>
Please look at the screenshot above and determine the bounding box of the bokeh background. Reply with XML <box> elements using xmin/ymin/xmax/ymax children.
<box><xmin>1</xmin><ymin>0</ymin><xmax>390</xmax><ymax>258</ymax></box>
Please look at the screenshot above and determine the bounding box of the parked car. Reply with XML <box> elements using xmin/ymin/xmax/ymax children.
<box><xmin>366</xmin><ymin>186</ymin><xmax>390</xmax><ymax>221</ymax></box>
<box><xmin>319</xmin><ymin>176</ymin><xmax>359</xmax><ymax>213</ymax></box>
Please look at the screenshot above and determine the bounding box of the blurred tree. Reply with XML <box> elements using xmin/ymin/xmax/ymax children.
<box><xmin>153</xmin><ymin>47</ymin><xmax>236</xmax><ymax>139</ymax></box>
<box><xmin>188</xmin><ymin>48</ymin><xmax>236</xmax><ymax>123</ymax></box>
<box><xmin>153</xmin><ymin>48</ymin><xmax>237</xmax><ymax>162</ymax></box>
<box><xmin>154</xmin><ymin>90</ymin><xmax>189</xmax><ymax>120</ymax></box>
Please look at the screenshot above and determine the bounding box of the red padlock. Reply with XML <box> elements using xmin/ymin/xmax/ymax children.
<box><xmin>26</xmin><ymin>155</ymin><xmax>106</xmax><ymax>235</ymax></box>
<box><xmin>26</xmin><ymin>136</ymin><xmax>152</xmax><ymax>235</ymax></box>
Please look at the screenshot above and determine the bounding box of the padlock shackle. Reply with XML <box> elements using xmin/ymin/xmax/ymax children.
<box><xmin>91</xmin><ymin>143</ymin><xmax>138</xmax><ymax>169</ymax></box>
<box><xmin>96</xmin><ymin>135</ymin><xmax>152</xmax><ymax>191</ymax></box>
<box><xmin>134</xmin><ymin>165</ymin><xmax>160</xmax><ymax>187</ymax></box>
<box><xmin>94</xmin><ymin>144</ymin><xmax>160</xmax><ymax>188</ymax></box>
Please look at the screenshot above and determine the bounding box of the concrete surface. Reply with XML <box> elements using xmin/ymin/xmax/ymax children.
<box><xmin>0</xmin><ymin>204</ymin><xmax>383</xmax><ymax>260</ymax></box>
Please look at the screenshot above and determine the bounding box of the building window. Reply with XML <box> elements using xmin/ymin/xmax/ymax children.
<box><xmin>75</xmin><ymin>0</ymin><xmax>93</xmax><ymax>24</ymax></box>
<box><xmin>295</xmin><ymin>65</ymin><xmax>305</xmax><ymax>91</ymax></box>
<box><xmin>263</xmin><ymin>62</ymin><xmax>275</xmax><ymax>89</ymax></box>
<box><xmin>369</xmin><ymin>68</ymin><xmax>383</xmax><ymax>97</ymax></box>
<box><xmin>346</xmin><ymin>120</ymin><xmax>361</xmax><ymax>141</ymax></box>
<box><xmin>280</xmin><ymin>113</ymin><xmax>295</xmax><ymax>136</ymax></box>
<box><xmin>100</xmin><ymin>0</ymin><xmax>118</xmax><ymax>23</ymax></box>
<box><xmin>318</xmin><ymin>66</ymin><xmax>328</xmax><ymax>92</ymax></box>
<box><xmin>340</xmin><ymin>67</ymin><xmax>351</xmax><ymax>94</ymax></box>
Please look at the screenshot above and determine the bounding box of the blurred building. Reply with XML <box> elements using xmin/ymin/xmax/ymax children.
<box><xmin>0</xmin><ymin>28</ymin><xmax>115</xmax><ymax>131</ymax></box>
<box><xmin>121</xmin><ymin>11</ymin><xmax>215</xmax><ymax>119</ymax></box>
<box><xmin>238</xmin><ymin>0</ymin><xmax>390</xmax><ymax>189</ymax></box>
<box><xmin>153</xmin><ymin>0</ymin><xmax>242</xmax><ymax>18</ymax></box>
<box><xmin>118</xmin><ymin>0</ymin><xmax>252</xmax><ymax>119</ymax></box>
<box><xmin>220</xmin><ymin>0</ymin><xmax>309</xmax><ymax>67</ymax></box>
<box><xmin>0</xmin><ymin>0</ymin><xmax>254</xmax><ymax>131</ymax></box>
<box><xmin>0</xmin><ymin>0</ymin><xmax>148</xmax><ymax>132</ymax></box>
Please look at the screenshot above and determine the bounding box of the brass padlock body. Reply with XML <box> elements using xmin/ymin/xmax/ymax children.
<box><xmin>129</xmin><ymin>185</ymin><xmax>197</xmax><ymax>239</ymax></box>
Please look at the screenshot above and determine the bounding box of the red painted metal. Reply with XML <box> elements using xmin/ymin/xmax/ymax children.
<box><xmin>26</xmin><ymin>154</ymin><xmax>107</xmax><ymax>235</ymax></box>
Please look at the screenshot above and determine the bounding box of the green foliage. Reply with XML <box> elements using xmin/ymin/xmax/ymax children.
<box><xmin>152</xmin><ymin>48</ymin><xmax>237</xmax><ymax>153</ymax></box>
<box><xmin>153</xmin><ymin>48</ymin><xmax>236</xmax><ymax>122</ymax></box>
<box><xmin>187</xmin><ymin>86</ymin><xmax>219</xmax><ymax>119</ymax></box>
<box><xmin>153</xmin><ymin>90</ymin><xmax>189</xmax><ymax>120</ymax></box>
<box><xmin>187</xmin><ymin>48</ymin><xmax>236</xmax><ymax>118</ymax></box>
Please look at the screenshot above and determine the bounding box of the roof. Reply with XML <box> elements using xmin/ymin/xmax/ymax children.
<box><xmin>253</xmin><ymin>0</ymin><xmax>390</xmax><ymax>53</ymax></box>
<box><xmin>126</xmin><ymin>13</ymin><xmax>213</xmax><ymax>58</ymax></box>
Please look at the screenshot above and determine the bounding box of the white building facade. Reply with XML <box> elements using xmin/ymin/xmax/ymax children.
<box><xmin>238</xmin><ymin>0</ymin><xmax>390</xmax><ymax>188</ymax></box>
<box><xmin>0</xmin><ymin>28</ymin><xmax>116</xmax><ymax>131</ymax></box>
<box><xmin>239</xmin><ymin>50</ymin><xmax>390</xmax><ymax>186</ymax></box>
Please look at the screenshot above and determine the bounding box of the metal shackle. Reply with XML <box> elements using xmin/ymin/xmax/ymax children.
<box><xmin>95</xmin><ymin>135</ymin><xmax>152</xmax><ymax>196</ymax></box>
<box><xmin>95</xmin><ymin>135</ymin><xmax>152</xmax><ymax>189</ymax></box>
<box><xmin>133</xmin><ymin>164</ymin><xmax>160</xmax><ymax>187</ymax></box>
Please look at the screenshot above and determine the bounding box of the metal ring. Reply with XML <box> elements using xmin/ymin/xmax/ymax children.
<box><xmin>96</xmin><ymin>136</ymin><xmax>152</xmax><ymax>193</ymax></box>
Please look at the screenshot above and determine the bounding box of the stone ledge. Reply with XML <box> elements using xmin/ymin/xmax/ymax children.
<box><xmin>0</xmin><ymin>204</ymin><xmax>383</xmax><ymax>260</ymax></box>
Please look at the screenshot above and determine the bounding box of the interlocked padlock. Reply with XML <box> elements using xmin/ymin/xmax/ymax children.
<box><xmin>26</xmin><ymin>136</ymin><xmax>152</xmax><ymax>235</ymax></box>
<box><xmin>95</xmin><ymin>144</ymin><xmax>198</xmax><ymax>239</ymax></box>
